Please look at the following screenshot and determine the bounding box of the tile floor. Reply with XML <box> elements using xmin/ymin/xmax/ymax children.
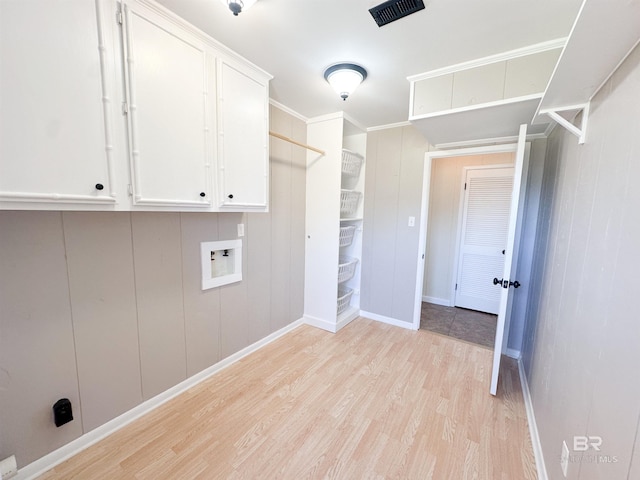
<box><xmin>420</xmin><ymin>302</ymin><xmax>497</xmax><ymax>348</ymax></box>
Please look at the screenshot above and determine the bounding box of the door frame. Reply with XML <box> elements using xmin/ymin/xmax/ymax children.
<box><xmin>451</xmin><ymin>164</ymin><xmax>516</xmax><ymax>312</ymax></box>
<box><xmin>412</xmin><ymin>143</ymin><xmax>525</xmax><ymax>330</ymax></box>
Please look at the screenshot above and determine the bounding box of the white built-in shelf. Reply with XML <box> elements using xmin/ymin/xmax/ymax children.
<box><xmin>411</xmin><ymin>96</ymin><xmax>548</xmax><ymax>147</ymax></box>
<box><xmin>407</xmin><ymin>40</ymin><xmax>565</xmax><ymax>147</ymax></box>
<box><xmin>537</xmin><ymin>0</ymin><xmax>640</xmax><ymax>114</ymax></box>
<box><xmin>340</xmin><ymin>217</ymin><xmax>363</xmax><ymax>222</ymax></box>
<box><xmin>534</xmin><ymin>0</ymin><xmax>640</xmax><ymax>142</ymax></box>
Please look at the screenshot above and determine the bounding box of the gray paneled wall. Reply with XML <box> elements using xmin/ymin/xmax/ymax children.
<box><xmin>0</xmin><ymin>105</ymin><xmax>306</xmax><ymax>468</ymax></box>
<box><xmin>361</xmin><ymin>125</ymin><xmax>429</xmax><ymax>324</ymax></box>
<box><xmin>522</xmin><ymin>44</ymin><xmax>640</xmax><ymax>479</ymax></box>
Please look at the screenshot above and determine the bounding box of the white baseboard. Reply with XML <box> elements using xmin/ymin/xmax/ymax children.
<box><xmin>506</xmin><ymin>348</ymin><xmax>521</xmax><ymax>359</ymax></box>
<box><xmin>422</xmin><ymin>296</ymin><xmax>451</xmax><ymax>306</ymax></box>
<box><xmin>303</xmin><ymin>314</ymin><xmax>338</xmax><ymax>333</ymax></box>
<box><xmin>336</xmin><ymin>308</ymin><xmax>359</xmax><ymax>331</ymax></box>
<box><xmin>517</xmin><ymin>358</ymin><xmax>547</xmax><ymax>480</ymax></box>
<box><xmin>303</xmin><ymin>309</ymin><xmax>359</xmax><ymax>334</ymax></box>
<box><xmin>16</xmin><ymin>318</ymin><xmax>305</xmax><ymax>480</ymax></box>
<box><xmin>360</xmin><ymin>311</ymin><xmax>417</xmax><ymax>330</ymax></box>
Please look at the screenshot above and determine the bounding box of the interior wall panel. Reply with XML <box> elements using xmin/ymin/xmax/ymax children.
<box><xmin>0</xmin><ymin>212</ymin><xmax>83</xmax><ymax>466</ymax></box>
<box><xmin>391</xmin><ymin>127</ymin><xmax>430</xmax><ymax>321</ymax></box>
<box><xmin>523</xmin><ymin>44</ymin><xmax>640</xmax><ymax>480</ymax></box>
<box><xmin>131</xmin><ymin>212</ymin><xmax>187</xmax><ymax>399</ymax></box>
<box><xmin>180</xmin><ymin>212</ymin><xmax>221</xmax><ymax>376</ymax></box>
<box><xmin>218</xmin><ymin>212</ymin><xmax>249</xmax><ymax>359</ymax></box>
<box><xmin>289</xmin><ymin>113</ymin><xmax>307</xmax><ymax>324</ymax></box>
<box><xmin>246</xmin><ymin>208</ymin><xmax>272</xmax><ymax>343</ymax></box>
<box><xmin>361</xmin><ymin>126</ymin><xmax>428</xmax><ymax>324</ymax></box>
<box><xmin>270</xmin><ymin>107</ymin><xmax>293</xmax><ymax>332</ymax></box>
<box><xmin>63</xmin><ymin>212</ymin><xmax>142</xmax><ymax>432</ymax></box>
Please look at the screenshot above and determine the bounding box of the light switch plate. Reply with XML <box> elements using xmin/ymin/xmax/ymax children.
<box><xmin>408</xmin><ymin>216</ymin><xmax>415</xmax><ymax>227</ymax></box>
<box><xmin>237</xmin><ymin>223</ymin><xmax>245</xmax><ymax>237</ymax></box>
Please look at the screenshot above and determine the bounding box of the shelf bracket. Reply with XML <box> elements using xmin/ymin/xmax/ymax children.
<box><xmin>541</xmin><ymin>102</ymin><xmax>590</xmax><ymax>144</ymax></box>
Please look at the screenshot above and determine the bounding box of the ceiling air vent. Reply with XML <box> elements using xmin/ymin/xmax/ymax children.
<box><xmin>369</xmin><ymin>0</ymin><xmax>425</xmax><ymax>27</ymax></box>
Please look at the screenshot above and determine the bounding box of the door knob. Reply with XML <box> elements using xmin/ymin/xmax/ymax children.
<box><xmin>494</xmin><ymin>278</ymin><xmax>520</xmax><ymax>289</ymax></box>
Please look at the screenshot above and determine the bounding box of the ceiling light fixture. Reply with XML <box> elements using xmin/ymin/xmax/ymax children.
<box><xmin>219</xmin><ymin>0</ymin><xmax>258</xmax><ymax>16</ymax></box>
<box><xmin>323</xmin><ymin>63</ymin><xmax>368</xmax><ymax>101</ymax></box>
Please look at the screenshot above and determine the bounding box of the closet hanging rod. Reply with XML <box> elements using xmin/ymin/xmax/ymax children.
<box><xmin>269</xmin><ymin>131</ymin><xmax>325</xmax><ymax>156</ymax></box>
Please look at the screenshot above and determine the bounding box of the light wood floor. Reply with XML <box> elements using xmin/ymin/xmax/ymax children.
<box><xmin>39</xmin><ymin>318</ymin><xmax>536</xmax><ymax>479</ymax></box>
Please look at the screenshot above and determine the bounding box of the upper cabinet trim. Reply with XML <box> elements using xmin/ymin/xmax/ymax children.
<box><xmin>407</xmin><ymin>38</ymin><xmax>567</xmax><ymax>83</ymax></box>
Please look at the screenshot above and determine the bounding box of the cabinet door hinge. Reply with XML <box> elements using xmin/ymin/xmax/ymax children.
<box><xmin>464</xmin><ymin>182</ymin><xmax>467</xmax><ymax>190</ymax></box>
<box><xmin>455</xmin><ymin>283</ymin><xmax>458</xmax><ymax>290</ymax></box>
<box><xmin>116</xmin><ymin>11</ymin><xmax>123</xmax><ymax>25</ymax></box>
<box><xmin>122</xmin><ymin>102</ymin><xmax>129</xmax><ymax>115</ymax></box>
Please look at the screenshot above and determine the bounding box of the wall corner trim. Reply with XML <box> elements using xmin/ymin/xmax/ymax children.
<box><xmin>518</xmin><ymin>358</ymin><xmax>548</xmax><ymax>480</ymax></box>
<box><xmin>360</xmin><ymin>311</ymin><xmax>417</xmax><ymax>330</ymax></box>
<box><xmin>14</xmin><ymin>318</ymin><xmax>306</xmax><ymax>480</ymax></box>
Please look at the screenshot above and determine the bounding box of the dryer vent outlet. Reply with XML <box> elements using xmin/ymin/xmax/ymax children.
<box><xmin>369</xmin><ymin>0</ymin><xmax>425</xmax><ymax>27</ymax></box>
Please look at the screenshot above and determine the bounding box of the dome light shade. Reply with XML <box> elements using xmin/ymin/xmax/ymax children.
<box><xmin>324</xmin><ymin>63</ymin><xmax>367</xmax><ymax>101</ymax></box>
<box><xmin>219</xmin><ymin>0</ymin><xmax>258</xmax><ymax>16</ymax></box>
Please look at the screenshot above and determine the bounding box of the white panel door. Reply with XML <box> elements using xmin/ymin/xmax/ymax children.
<box><xmin>490</xmin><ymin>124</ymin><xmax>530</xmax><ymax>395</ymax></box>
<box><xmin>217</xmin><ymin>59</ymin><xmax>269</xmax><ymax>209</ymax></box>
<box><xmin>0</xmin><ymin>0</ymin><xmax>115</xmax><ymax>206</ymax></box>
<box><xmin>455</xmin><ymin>167</ymin><xmax>514</xmax><ymax>314</ymax></box>
<box><xmin>122</xmin><ymin>1</ymin><xmax>213</xmax><ymax>207</ymax></box>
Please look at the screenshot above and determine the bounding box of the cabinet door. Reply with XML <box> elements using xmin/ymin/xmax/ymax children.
<box><xmin>217</xmin><ymin>59</ymin><xmax>269</xmax><ymax>210</ymax></box>
<box><xmin>121</xmin><ymin>0</ymin><xmax>213</xmax><ymax>207</ymax></box>
<box><xmin>0</xmin><ymin>0</ymin><xmax>116</xmax><ymax>206</ymax></box>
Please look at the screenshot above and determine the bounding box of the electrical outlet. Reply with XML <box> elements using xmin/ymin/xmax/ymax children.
<box><xmin>560</xmin><ymin>440</ymin><xmax>569</xmax><ymax>477</ymax></box>
<box><xmin>0</xmin><ymin>455</ymin><xmax>17</xmax><ymax>479</ymax></box>
<box><xmin>237</xmin><ymin>223</ymin><xmax>245</xmax><ymax>237</ymax></box>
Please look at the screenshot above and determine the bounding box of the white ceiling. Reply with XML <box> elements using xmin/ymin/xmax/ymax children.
<box><xmin>155</xmin><ymin>0</ymin><xmax>583</xmax><ymax>128</ymax></box>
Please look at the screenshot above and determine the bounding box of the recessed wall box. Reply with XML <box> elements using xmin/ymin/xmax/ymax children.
<box><xmin>201</xmin><ymin>239</ymin><xmax>242</xmax><ymax>290</ymax></box>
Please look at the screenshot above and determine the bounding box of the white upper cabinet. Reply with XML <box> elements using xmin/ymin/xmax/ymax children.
<box><xmin>0</xmin><ymin>0</ymin><xmax>271</xmax><ymax>212</ymax></box>
<box><xmin>0</xmin><ymin>0</ymin><xmax>117</xmax><ymax>207</ymax></box>
<box><xmin>121</xmin><ymin>0</ymin><xmax>213</xmax><ymax>208</ymax></box>
<box><xmin>217</xmin><ymin>59</ymin><xmax>270</xmax><ymax>211</ymax></box>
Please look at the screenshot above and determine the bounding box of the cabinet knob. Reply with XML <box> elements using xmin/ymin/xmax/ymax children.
<box><xmin>95</xmin><ymin>183</ymin><xmax>104</xmax><ymax>191</ymax></box>
<box><xmin>200</xmin><ymin>192</ymin><xmax>206</xmax><ymax>197</ymax></box>
<box><xmin>228</xmin><ymin>194</ymin><xmax>234</xmax><ymax>199</ymax></box>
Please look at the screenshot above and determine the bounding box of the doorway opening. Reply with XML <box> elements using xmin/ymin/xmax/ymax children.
<box><xmin>412</xmin><ymin>125</ymin><xmax>530</xmax><ymax>395</ymax></box>
<box><xmin>418</xmin><ymin>152</ymin><xmax>515</xmax><ymax>348</ymax></box>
